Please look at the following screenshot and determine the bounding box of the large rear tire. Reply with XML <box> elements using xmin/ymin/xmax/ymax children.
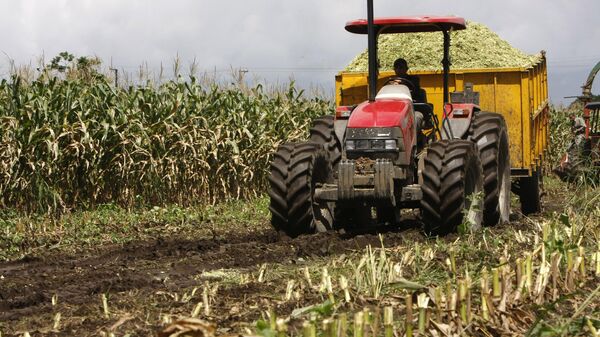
<box><xmin>309</xmin><ymin>116</ymin><xmax>342</xmax><ymax>173</ymax></box>
<box><xmin>421</xmin><ymin>140</ymin><xmax>484</xmax><ymax>236</ymax></box>
<box><xmin>467</xmin><ymin>111</ymin><xmax>511</xmax><ymax>226</ymax></box>
<box><xmin>285</xmin><ymin>142</ymin><xmax>334</xmax><ymax>237</ymax></box>
<box><xmin>268</xmin><ymin>143</ymin><xmax>295</xmax><ymax>232</ymax></box>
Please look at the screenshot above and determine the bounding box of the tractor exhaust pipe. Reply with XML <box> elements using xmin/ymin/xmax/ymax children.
<box><xmin>367</xmin><ymin>0</ymin><xmax>378</xmax><ymax>102</ymax></box>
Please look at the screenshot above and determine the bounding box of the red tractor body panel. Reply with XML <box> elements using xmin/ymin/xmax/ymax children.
<box><xmin>347</xmin><ymin>99</ymin><xmax>415</xmax><ymax>162</ymax></box>
<box><xmin>345</xmin><ymin>16</ymin><xmax>466</xmax><ymax>34</ymax></box>
<box><xmin>348</xmin><ymin>100</ymin><xmax>413</xmax><ymax>128</ymax></box>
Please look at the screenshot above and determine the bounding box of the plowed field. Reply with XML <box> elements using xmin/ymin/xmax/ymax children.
<box><xmin>1</xmin><ymin>178</ymin><xmax>598</xmax><ymax>336</ymax></box>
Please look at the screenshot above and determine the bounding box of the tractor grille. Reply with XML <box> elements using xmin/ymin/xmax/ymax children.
<box><xmin>345</xmin><ymin>127</ymin><xmax>403</xmax><ymax>161</ymax></box>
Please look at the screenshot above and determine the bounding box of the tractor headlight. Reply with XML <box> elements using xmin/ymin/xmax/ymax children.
<box><xmin>384</xmin><ymin>139</ymin><xmax>397</xmax><ymax>150</ymax></box>
<box><xmin>346</xmin><ymin>139</ymin><xmax>398</xmax><ymax>151</ymax></box>
<box><xmin>345</xmin><ymin>140</ymin><xmax>355</xmax><ymax>150</ymax></box>
<box><xmin>345</xmin><ymin>128</ymin><xmax>403</xmax><ymax>153</ymax></box>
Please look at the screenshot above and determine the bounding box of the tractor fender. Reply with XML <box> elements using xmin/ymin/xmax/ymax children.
<box><xmin>440</xmin><ymin>103</ymin><xmax>479</xmax><ymax>140</ymax></box>
<box><xmin>441</xmin><ymin>119</ymin><xmax>471</xmax><ymax>140</ymax></box>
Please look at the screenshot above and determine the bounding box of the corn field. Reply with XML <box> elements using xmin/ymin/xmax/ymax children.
<box><xmin>0</xmin><ymin>75</ymin><xmax>332</xmax><ymax>213</ymax></box>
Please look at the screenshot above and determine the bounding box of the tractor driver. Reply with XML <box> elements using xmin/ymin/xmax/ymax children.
<box><xmin>389</xmin><ymin>58</ymin><xmax>430</xmax><ymax>150</ymax></box>
<box><xmin>390</xmin><ymin>58</ymin><xmax>427</xmax><ymax>103</ymax></box>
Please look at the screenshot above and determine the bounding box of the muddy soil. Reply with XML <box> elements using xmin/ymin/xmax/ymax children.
<box><xmin>0</xmin><ymin>175</ymin><xmax>575</xmax><ymax>336</ymax></box>
<box><xmin>0</xmin><ymin>220</ymin><xmax>438</xmax><ymax>336</ymax></box>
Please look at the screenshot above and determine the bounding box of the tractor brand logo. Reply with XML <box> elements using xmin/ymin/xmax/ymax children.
<box><xmin>349</xmin><ymin>128</ymin><xmax>394</xmax><ymax>138</ymax></box>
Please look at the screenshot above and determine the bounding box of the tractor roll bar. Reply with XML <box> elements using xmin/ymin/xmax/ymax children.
<box><xmin>367</xmin><ymin>0</ymin><xmax>377</xmax><ymax>102</ymax></box>
<box><xmin>362</xmin><ymin>1</ymin><xmax>462</xmax><ymax>104</ymax></box>
<box><xmin>442</xmin><ymin>30</ymin><xmax>450</xmax><ymax>105</ymax></box>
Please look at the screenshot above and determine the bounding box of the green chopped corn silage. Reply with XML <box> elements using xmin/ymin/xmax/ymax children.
<box><xmin>344</xmin><ymin>21</ymin><xmax>541</xmax><ymax>72</ymax></box>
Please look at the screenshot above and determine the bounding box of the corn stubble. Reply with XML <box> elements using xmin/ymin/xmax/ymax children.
<box><xmin>246</xmin><ymin>206</ymin><xmax>599</xmax><ymax>337</ymax></box>
<box><xmin>0</xmin><ymin>76</ymin><xmax>331</xmax><ymax>213</ymax></box>
<box><xmin>264</xmin><ymin>242</ymin><xmax>599</xmax><ymax>337</ymax></box>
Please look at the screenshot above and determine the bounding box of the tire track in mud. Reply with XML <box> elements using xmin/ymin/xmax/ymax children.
<box><xmin>0</xmin><ymin>226</ymin><xmax>426</xmax><ymax>323</ymax></box>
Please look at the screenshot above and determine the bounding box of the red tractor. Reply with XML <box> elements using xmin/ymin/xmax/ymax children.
<box><xmin>269</xmin><ymin>4</ymin><xmax>510</xmax><ymax>236</ymax></box>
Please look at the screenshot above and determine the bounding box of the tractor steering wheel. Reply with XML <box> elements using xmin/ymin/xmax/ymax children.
<box><xmin>384</xmin><ymin>77</ymin><xmax>416</xmax><ymax>92</ymax></box>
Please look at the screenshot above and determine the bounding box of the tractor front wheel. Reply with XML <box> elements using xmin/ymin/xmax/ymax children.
<box><xmin>268</xmin><ymin>143</ymin><xmax>296</xmax><ymax>232</ymax></box>
<box><xmin>284</xmin><ymin>142</ymin><xmax>334</xmax><ymax>236</ymax></box>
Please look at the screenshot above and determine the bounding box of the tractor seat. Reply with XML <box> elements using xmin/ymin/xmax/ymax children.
<box><xmin>413</xmin><ymin>102</ymin><xmax>435</xmax><ymax>130</ymax></box>
<box><xmin>375</xmin><ymin>84</ymin><xmax>412</xmax><ymax>101</ymax></box>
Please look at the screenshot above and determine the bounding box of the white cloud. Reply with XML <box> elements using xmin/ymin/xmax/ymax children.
<box><xmin>1</xmin><ymin>0</ymin><xmax>599</xmax><ymax>103</ymax></box>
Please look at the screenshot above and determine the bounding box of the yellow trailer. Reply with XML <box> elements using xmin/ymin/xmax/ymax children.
<box><xmin>335</xmin><ymin>55</ymin><xmax>549</xmax><ymax>213</ymax></box>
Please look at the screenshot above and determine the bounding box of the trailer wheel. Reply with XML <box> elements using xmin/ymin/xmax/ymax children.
<box><xmin>284</xmin><ymin>142</ymin><xmax>334</xmax><ymax>237</ymax></box>
<box><xmin>518</xmin><ymin>169</ymin><xmax>542</xmax><ymax>215</ymax></box>
<box><xmin>268</xmin><ymin>143</ymin><xmax>296</xmax><ymax>231</ymax></box>
<box><xmin>467</xmin><ymin>111</ymin><xmax>511</xmax><ymax>226</ymax></box>
<box><xmin>310</xmin><ymin>115</ymin><xmax>342</xmax><ymax>173</ymax></box>
<box><xmin>421</xmin><ymin>140</ymin><xmax>484</xmax><ymax>236</ymax></box>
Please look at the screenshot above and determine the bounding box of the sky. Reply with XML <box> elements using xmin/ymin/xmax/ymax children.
<box><xmin>1</xmin><ymin>0</ymin><xmax>600</xmax><ymax>105</ymax></box>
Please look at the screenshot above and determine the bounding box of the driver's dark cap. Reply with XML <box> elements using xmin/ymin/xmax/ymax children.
<box><xmin>394</xmin><ymin>58</ymin><xmax>408</xmax><ymax>69</ymax></box>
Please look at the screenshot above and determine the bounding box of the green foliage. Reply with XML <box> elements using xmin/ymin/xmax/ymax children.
<box><xmin>458</xmin><ymin>191</ymin><xmax>484</xmax><ymax>235</ymax></box>
<box><xmin>0</xmin><ymin>196</ymin><xmax>270</xmax><ymax>260</ymax></box>
<box><xmin>547</xmin><ymin>105</ymin><xmax>575</xmax><ymax>166</ymax></box>
<box><xmin>558</xmin><ymin>213</ymin><xmax>571</xmax><ymax>227</ymax></box>
<box><xmin>48</xmin><ymin>51</ymin><xmax>75</xmax><ymax>72</ymax></box>
<box><xmin>527</xmin><ymin>303</ymin><xmax>600</xmax><ymax>336</ymax></box>
<box><xmin>254</xmin><ymin>319</ymin><xmax>277</xmax><ymax>337</ymax></box>
<box><xmin>0</xmin><ymin>67</ymin><xmax>332</xmax><ymax>213</ymax></box>
<box><xmin>290</xmin><ymin>299</ymin><xmax>335</xmax><ymax>318</ymax></box>
<box><xmin>44</xmin><ymin>51</ymin><xmax>105</xmax><ymax>83</ymax></box>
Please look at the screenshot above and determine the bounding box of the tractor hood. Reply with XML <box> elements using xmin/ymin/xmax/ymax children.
<box><xmin>347</xmin><ymin>99</ymin><xmax>413</xmax><ymax>128</ymax></box>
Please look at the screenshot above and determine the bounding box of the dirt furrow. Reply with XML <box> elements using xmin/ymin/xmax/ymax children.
<box><xmin>0</xmin><ymin>226</ymin><xmax>425</xmax><ymax>324</ymax></box>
